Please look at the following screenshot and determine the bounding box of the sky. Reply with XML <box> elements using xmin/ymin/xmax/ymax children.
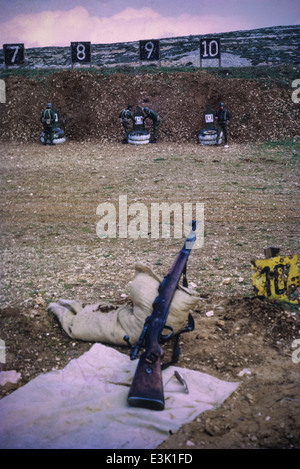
<box><xmin>0</xmin><ymin>0</ymin><xmax>299</xmax><ymax>48</ymax></box>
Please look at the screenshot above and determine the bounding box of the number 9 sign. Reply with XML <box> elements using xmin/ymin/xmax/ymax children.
<box><xmin>71</xmin><ymin>42</ymin><xmax>91</xmax><ymax>64</ymax></box>
<box><xmin>139</xmin><ymin>40</ymin><xmax>160</xmax><ymax>61</ymax></box>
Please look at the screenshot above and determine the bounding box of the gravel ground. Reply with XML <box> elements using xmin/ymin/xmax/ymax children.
<box><xmin>0</xmin><ymin>140</ymin><xmax>299</xmax><ymax>449</ymax></box>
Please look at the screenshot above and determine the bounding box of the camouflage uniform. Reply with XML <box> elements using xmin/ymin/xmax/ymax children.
<box><xmin>143</xmin><ymin>108</ymin><xmax>161</xmax><ymax>142</ymax></box>
<box><xmin>119</xmin><ymin>105</ymin><xmax>135</xmax><ymax>142</ymax></box>
<box><xmin>215</xmin><ymin>103</ymin><xmax>231</xmax><ymax>145</ymax></box>
<box><xmin>40</xmin><ymin>103</ymin><xmax>56</xmax><ymax>145</ymax></box>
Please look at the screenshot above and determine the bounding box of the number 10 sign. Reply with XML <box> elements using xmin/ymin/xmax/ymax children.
<box><xmin>200</xmin><ymin>38</ymin><xmax>221</xmax><ymax>67</ymax></box>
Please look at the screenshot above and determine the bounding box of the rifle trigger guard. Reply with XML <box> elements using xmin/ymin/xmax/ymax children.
<box><xmin>160</xmin><ymin>324</ymin><xmax>174</xmax><ymax>341</ymax></box>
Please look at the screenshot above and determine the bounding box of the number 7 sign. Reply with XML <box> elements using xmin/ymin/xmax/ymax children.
<box><xmin>3</xmin><ymin>44</ymin><xmax>25</xmax><ymax>67</ymax></box>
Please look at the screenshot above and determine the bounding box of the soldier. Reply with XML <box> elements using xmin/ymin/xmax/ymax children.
<box><xmin>119</xmin><ymin>104</ymin><xmax>135</xmax><ymax>144</ymax></box>
<box><xmin>40</xmin><ymin>103</ymin><xmax>56</xmax><ymax>145</ymax></box>
<box><xmin>143</xmin><ymin>107</ymin><xmax>161</xmax><ymax>143</ymax></box>
<box><xmin>215</xmin><ymin>102</ymin><xmax>231</xmax><ymax>147</ymax></box>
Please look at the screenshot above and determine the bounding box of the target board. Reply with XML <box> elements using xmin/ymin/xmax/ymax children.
<box><xmin>139</xmin><ymin>40</ymin><xmax>160</xmax><ymax>62</ymax></box>
<box><xmin>200</xmin><ymin>38</ymin><xmax>221</xmax><ymax>67</ymax></box>
<box><xmin>3</xmin><ymin>44</ymin><xmax>25</xmax><ymax>68</ymax></box>
<box><xmin>71</xmin><ymin>42</ymin><xmax>92</xmax><ymax>66</ymax></box>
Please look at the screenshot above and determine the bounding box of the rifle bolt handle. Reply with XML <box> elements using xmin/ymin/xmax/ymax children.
<box><xmin>123</xmin><ymin>335</ymin><xmax>132</xmax><ymax>348</ymax></box>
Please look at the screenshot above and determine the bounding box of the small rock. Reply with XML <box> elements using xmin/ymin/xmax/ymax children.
<box><xmin>216</xmin><ymin>320</ymin><xmax>225</xmax><ymax>328</ymax></box>
<box><xmin>28</xmin><ymin>309</ymin><xmax>40</xmax><ymax>318</ymax></box>
<box><xmin>0</xmin><ymin>370</ymin><xmax>21</xmax><ymax>386</ymax></box>
<box><xmin>221</xmin><ymin>278</ymin><xmax>232</xmax><ymax>285</ymax></box>
<box><xmin>237</xmin><ymin>368</ymin><xmax>251</xmax><ymax>377</ymax></box>
<box><xmin>186</xmin><ymin>440</ymin><xmax>195</xmax><ymax>447</ymax></box>
<box><xmin>35</xmin><ymin>296</ymin><xmax>46</xmax><ymax>307</ymax></box>
<box><xmin>245</xmin><ymin>393</ymin><xmax>254</xmax><ymax>403</ymax></box>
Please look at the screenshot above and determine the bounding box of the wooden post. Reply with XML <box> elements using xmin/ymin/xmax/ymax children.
<box><xmin>264</xmin><ymin>247</ymin><xmax>281</xmax><ymax>258</ymax></box>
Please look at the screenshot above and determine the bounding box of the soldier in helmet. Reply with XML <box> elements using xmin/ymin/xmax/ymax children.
<box><xmin>119</xmin><ymin>104</ymin><xmax>135</xmax><ymax>143</ymax></box>
<box><xmin>215</xmin><ymin>102</ymin><xmax>231</xmax><ymax>147</ymax></box>
<box><xmin>40</xmin><ymin>103</ymin><xmax>56</xmax><ymax>145</ymax></box>
<box><xmin>143</xmin><ymin>107</ymin><xmax>161</xmax><ymax>143</ymax></box>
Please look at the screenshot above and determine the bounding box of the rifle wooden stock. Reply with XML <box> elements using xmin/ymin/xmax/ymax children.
<box><xmin>127</xmin><ymin>350</ymin><xmax>164</xmax><ymax>410</ymax></box>
<box><xmin>128</xmin><ymin>313</ymin><xmax>166</xmax><ymax>409</ymax></box>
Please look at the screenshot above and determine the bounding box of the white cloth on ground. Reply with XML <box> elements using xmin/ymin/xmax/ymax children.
<box><xmin>0</xmin><ymin>343</ymin><xmax>239</xmax><ymax>449</ymax></box>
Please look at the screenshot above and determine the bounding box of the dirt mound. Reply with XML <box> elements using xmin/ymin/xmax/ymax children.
<box><xmin>1</xmin><ymin>69</ymin><xmax>299</xmax><ymax>143</ymax></box>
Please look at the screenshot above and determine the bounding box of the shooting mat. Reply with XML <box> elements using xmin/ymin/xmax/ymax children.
<box><xmin>0</xmin><ymin>343</ymin><xmax>239</xmax><ymax>449</ymax></box>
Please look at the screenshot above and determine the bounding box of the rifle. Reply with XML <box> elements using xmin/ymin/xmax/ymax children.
<box><xmin>124</xmin><ymin>221</ymin><xmax>198</xmax><ymax>410</ymax></box>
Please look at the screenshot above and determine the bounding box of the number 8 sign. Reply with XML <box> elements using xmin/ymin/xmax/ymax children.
<box><xmin>71</xmin><ymin>42</ymin><xmax>91</xmax><ymax>64</ymax></box>
<box><xmin>139</xmin><ymin>40</ymin><xmax>160</xmax><ymax>61</ymax></box>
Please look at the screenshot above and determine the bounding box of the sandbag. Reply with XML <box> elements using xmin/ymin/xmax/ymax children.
<box><xmin>47</xmin><ymin>262</ymin><xmax>199</xmax><ymax>345</ymax></box>
<box><xmin>130</xmin><ymin>262</ymin><xmax>199</xmax><ymax>332</ymax></box>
